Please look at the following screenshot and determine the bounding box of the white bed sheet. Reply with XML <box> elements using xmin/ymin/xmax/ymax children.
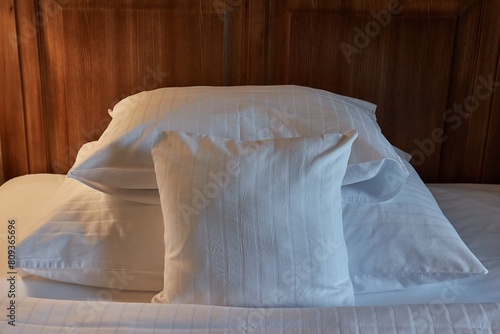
<box><xmin>1</xmin><ymin>298</ymin><xmax>499</xmax><ymax>333</ymax></box>
<box><xmin>1</xmin><ymin>175</ymin><xmax>499</xmax><ymax>307</ymax></box>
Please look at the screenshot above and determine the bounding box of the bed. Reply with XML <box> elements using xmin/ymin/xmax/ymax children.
<box><xmin>1</xmin><ymin>0</ymin><xmax>500</xmax><ymax>332</ymax></box>
<box><xmin>1</xmin><ymin>173</ymin><xmax>500</xmax><ymax>332</ymax></box>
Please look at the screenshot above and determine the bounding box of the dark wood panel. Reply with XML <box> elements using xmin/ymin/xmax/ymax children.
<box><xmin>266</xmin><ymin>0</ymin><xmax>483</xmax><ymax>183</ymax></box>
<box><xmin>481</xmin><ymin>52</ymin><xmax>500</xmax><ymax>183</ymax></box>
<box><xmin>37</xmin><ymin>0</ymin><xmax>248</xmax><ymax>173</ymax></box>
<box><xmin>17</xmin><ymin>0</ymin><xmax>48</xmax><ymax>173</ymax></box>
<box><xmin>55</xmin><ymin>0</ymin><xmax>224</xmax><ymax>10</ymax></box>
<box><xmin>438</xmin><ymin>0</ymin><xmax>482</xmax><ymax>182</ymax></box>
<box><xmin>462</xmin><ymin>0</ymin><xmax>500</xmax><ymax>183</ymax></box>
<box><xmin>267</xmin><ymin>0</ymin><xmax>475</xmax><ymax>16</ymax></box>
<box><xmin>38</xmin><ymin>0</ymin><xmax>70</xmax><ymax>173</ymax></box>
<box><xmin>239</xmin><ymin>0</ymin><xmax>267</xmax><ymax>84</ymax></box>
<box><xmin>0</xmin><ymin>0</ymin><xmax>29</xmax><ymax>180</ymax></box>
<box><xmin>1</xmin><ymin>0</ymin><xmax>499</xmax><ymax>184</ymax></box>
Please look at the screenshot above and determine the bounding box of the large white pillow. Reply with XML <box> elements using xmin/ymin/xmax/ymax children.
<box><xmin>151</xmin><ymin>131</ymin><xmax>357</xmax><ymax>307</ymax></box>
<box><xmin>344</xmin><ymin>157</ymin><xmax>488</xmax><ymax>294</ymax></box>
<box><xmin>68</xmin><ymin>85</ymin><xmax>408</xmax><ymax>204</ymax></box>
<box><xmin>16</xmin><ymin>177</ymin><xmax>165</xmax><ymax>291</ymax></box>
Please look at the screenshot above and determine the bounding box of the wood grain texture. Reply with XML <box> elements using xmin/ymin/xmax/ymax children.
<box><xmin>37</xmin><ymin>0</ymin><xmax>247</xmax><ymax>173</ymax></box>
<box><xmin>438</xmin><ymin>0</ymin><xmax>482</xmax><ymax>182</ymax></box>
<box><xmin>0</xmin><ymin>0</ymin><xmax>499</xmax><ymax>184</ymax></box>
<box><xmin>461</xmin><ymin>0</ymin><xmax>500</xmax><ymax>183</ymax></box>
<box><xmin>0</xmin><ymin>0</ymin><xmax>29</xmax><ymax>180</ymax></box>
<box><xmin>482</xmin><ymin>64</ymin><xmax>500</xmax><ymax>183</ymax></box>
<box><xmin>16</xmin><ymin>0</ymin><xmax>48</xmax><ymax>173</ymax></box>
<box><xmin>265</xmin><ymin>0</ymin><xmax>496</xmax><ymax>183</ymax></box>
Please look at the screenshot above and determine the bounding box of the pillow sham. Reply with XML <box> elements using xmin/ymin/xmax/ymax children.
<box><xmin>16</xmin><ymin>177</ymin><xmax>165</xmax><ymax>291</ymax></box>
<box><xmin>344</xmin><ymin>157</ymin><xmax>488</xmax><ymax>294</ymax></box>
<box><xmin>68</xmin><ymin>85</ymin><xmax>408</xmax><ymax>204</ymax></box>
<box><xmin>151</xmin><ymin>131</ymin><xmax>357</xmax><ymax>307</ymax></box>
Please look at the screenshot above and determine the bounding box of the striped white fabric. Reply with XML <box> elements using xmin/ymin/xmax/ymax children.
<box><xmin>343</xmin><ymin>158</ymin><xmax>487</xmax><ymax>294</ymax></box>
<box><xmin>69</xmin><ymin>85</ymin><xmax>408</xmax><ymax>204</ymax></box>
<box><xmin>16</xmin><ymin>177</ymin><xmax>165</xmax><ymax>291</ymax></box>
<box><xmin>151</xmin><ymin>131</ymin><xmax>356</xmax><ymax>307</ymax></box>
<box><xmin>3</xmin><ymin>298</ymin><xmax>499</xmax><ymax>333</ymax></box>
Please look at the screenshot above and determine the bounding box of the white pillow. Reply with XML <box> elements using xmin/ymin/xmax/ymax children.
<box><xmin>16</xmin><ymin>178</ymin><xmax>165</xmax><ymax>291</ymax></box>
<box><xmin>344</xmin><ymin>158</ymin><xmax>488</xmax><ymax>294</ymax></box>
<box><xmin>68</xmin><ymin>85</ymin><xmax>408</xmax><ymax>204</ymax></box>
<box><xmin>151</xmin><ymin>131</ymin><xmax>357</xmax><ymax>307</ymax></box>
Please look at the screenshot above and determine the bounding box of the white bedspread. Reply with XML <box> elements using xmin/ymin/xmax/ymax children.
<box><xmin>2</xmin><ymin>176</ymin><xmax>500</xmax><ymax>332</ymax></box>
<box><xmin>1</xmin><ymin>298</ymin><xmax>499</xmax><ymax>333</ymax></box>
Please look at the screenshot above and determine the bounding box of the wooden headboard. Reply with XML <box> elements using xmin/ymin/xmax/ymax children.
<box><xmin>1</xmin><ymin>0</ymin><xmax>499</xmax><ymax>184</ymax></box>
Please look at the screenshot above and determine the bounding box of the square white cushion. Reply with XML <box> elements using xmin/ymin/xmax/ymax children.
<box><xmin>344</xmin><ymin>157</ymin><xmax>488</xmax><ymax>294</ymax></box>
<box><xmin>151</xmin><ymin>131</ymin><xmax>357</xmax><ymax>307</ymax></box>
<box><xmin>68</xmin><ymin>85</ymin><xmax>408</xmax><ymax>204</ymax></box>
<box><xmin>16</xmin><ymin>178</ymin><xmax>165</xmax><ymax>291</ymax></box>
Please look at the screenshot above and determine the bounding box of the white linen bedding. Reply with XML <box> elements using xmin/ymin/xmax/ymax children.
<box><xmin>1</xmin><ymin>175</ymin><xmax>500</xmax><ymax>332</ymax></box>
<box><xmin>0</xmin><ymin>174</ymin><xmax>157</xmax><ymax>303</ymax></box>
<box><xmin>2</xmin><ymin>298</ymin><xmax>499</xmax><ymax>333</ymax></box>
<box><xmin>356</xmin><ymin>183</ymin><xmax>500</xmax><ymax>306</ymax></box>
<box><xmin>68</xmin><ymin>85</ymin><xmax>409</xmax><ymax>205</ymax></box>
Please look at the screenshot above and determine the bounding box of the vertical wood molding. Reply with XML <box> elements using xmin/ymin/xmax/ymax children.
<box><xmin>17</xmin><ymin>0</ymin><xmax>48</xmax><ymax>173</ymax></box>
<box><xmin>0</xmin><ymin>0</ymin><xmax>30</xmax><ymax>179</ymax></box>
<box><xmin>461</xmin><ymin>0</ymin><xmax>500</xmax><ymax>183</ymax></box>
<box><xmin>38</xmin><ymin>0</ymin><xmax>70</xmax><ymax>173</ymax></box>
<box><xmin>438</xmin><ymin>0</ymin><xmax>482</xmax><ymax>182</ymax></box>
<box><xmin>245</xmin><ymin>0</ymin><xmax>267</xmax><ymax>84</ymax></box>
<box><xmin>482</xmin><ymin>56</ymin><xmax>500</xmax><ymax>182</ymax></box>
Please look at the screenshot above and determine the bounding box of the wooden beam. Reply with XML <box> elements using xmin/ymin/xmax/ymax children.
<box><xmin>0</xmin><ymin>0</ymin><xmax>29</xmax><ymax>180</ymax></box>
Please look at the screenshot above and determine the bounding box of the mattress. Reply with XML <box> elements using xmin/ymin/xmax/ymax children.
<box><xmin>1</xmin><ymin>175</ymin><xmax>500</xmax><ymax>332</ymax></box>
